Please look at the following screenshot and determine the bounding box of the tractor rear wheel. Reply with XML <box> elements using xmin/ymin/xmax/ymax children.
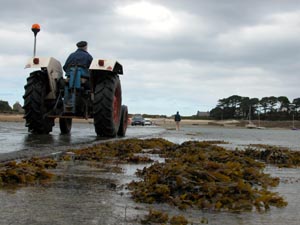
<box><xmin>93</xmin><ymin>74</ymin><xmax>122</xmax><ymax>137</ymax></box>
<box><xmin>59</xmin><ymin>118</ymin><xmax>72</xmax><ymax>134</ymax></box>
<box><xmin>23</xmin><ymin>71</ymin><xmax>54</xmax><ymax>134</ymax></box>
<box><xmin>117</xmin><ymin>105</ymin><xmax>128</xmax><ymax>137</ymax></box>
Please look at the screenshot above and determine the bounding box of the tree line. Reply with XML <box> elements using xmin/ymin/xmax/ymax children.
<box><xmin>210</xmin><ymin>95</ymin><xmax>300</xmax><ymax>120</ymax></box>
<box><xmin>0</xmin><ymin>100</ymin><xmax>23</xmax><ymax>113</ymax></box>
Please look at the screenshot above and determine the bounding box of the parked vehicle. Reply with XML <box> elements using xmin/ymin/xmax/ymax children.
<box><xmin>144</xmin><ymin>118</ymin><xmax>152</xmax><ymax>126</ymax></box>
<box><xmin>23</xmin><ymin>24</ymin><xmax>128</xmax><ymax>137</ymax></box>
<box><xmin>131</xmin><ymin>115</ymin><xmax>145</xmax><ymax>126</ymax></box>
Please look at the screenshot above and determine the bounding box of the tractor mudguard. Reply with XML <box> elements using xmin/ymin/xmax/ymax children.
<box><xmin>89</xmin><ymin>59</ymin><xmax>123</xmax><ymax>75</ymax></box>
<box><xmin>25</xmin><ymin>57</ymin><xmax>63</xmax><ymax>100</ymax></box>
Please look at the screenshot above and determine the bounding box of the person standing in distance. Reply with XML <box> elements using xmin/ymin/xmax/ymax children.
<box><xmin>174</xmin><ymin>111</ymin><xmax>181</xmax><ymax>131</ymax></box>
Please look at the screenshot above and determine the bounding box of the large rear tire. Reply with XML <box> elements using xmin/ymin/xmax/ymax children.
<box><xmin>93</xmin><ymin>74</ymin><xmax>122</xmax><ymax>137</ymax></box>
<box><xmin>59</xmin><ymin>118</ymin><xmax>72</xmax><ymax>134</ymax></box>
<box><xmin>118</xmin><ymin>105</ymin><xmax>128</xmax><ymax>137</ymax></box>
<box><xmin>23</xmin><ymin>71</ymin><xmax>54</xmax><ymax>134</ymax></box>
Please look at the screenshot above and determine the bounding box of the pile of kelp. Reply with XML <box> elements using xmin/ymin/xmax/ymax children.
<box><xmin>129</xmin><ymin>140</ymin><xmax>288</xmax><ymax>212</ymax></box>
<box><xmin>0</xmin><ymin>138</ymin><xmax>292</xmax><ymax>213</ymax></box>
<box><xmin>0</xmin><ymin>157</ymin><xmax>57</xmax><ymax>187</ymax></box>
<box><xmin>0</xmin><ymin>138</ymin><xmax>172</xmax><ymax>187</ymax></box>
<box><xmin>243</xmin><ymin>144</ymin><xmax>300</xmax><ymax>168</ymax></box>
<box><xmin>71</xmin><ymin>138</ymin><xmax>174</xmax><ymax>163</ymax></box>
<box><xmin>141</xmin><ymin>209</ymin><xmax>188</xmax><ymax>225</ymax></box>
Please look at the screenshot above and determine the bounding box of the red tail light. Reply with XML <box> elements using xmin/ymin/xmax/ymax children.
<box><xmin>33</xmin><ymin>58</ymin><xmax>39</xmax><ymax>64</ymax></box>
<box><xmin>98</xmin><ymin>59</ymin><xmax>104</xmax><ymax>66</ymax></box>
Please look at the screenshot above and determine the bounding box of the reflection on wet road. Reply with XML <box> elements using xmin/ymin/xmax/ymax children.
<box><xmin>0</xmin><ymin>122</ymin><xmax>165</xmax><ymax>158</ymax></box>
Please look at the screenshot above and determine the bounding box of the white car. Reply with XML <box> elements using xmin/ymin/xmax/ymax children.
<box><xmin>144</xmin><ymin>118</ymin><xmax>153</xmax><ymax>126</ymax></box>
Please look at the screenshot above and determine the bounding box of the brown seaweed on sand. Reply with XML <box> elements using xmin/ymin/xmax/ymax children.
<box><xmin>243</xmin><ymin>144</ymin><xmax>300</xmax><ymax>168</ymax></box>
<box><xmin>70</xmin><ymin>138</ymin><xmax>174</xmax><ymax>163</ymax></box>
<box><xmin>129</xmin><ymin>141</ymin><xmax>287</xmax><ymax>212</ymax></box>
<box><xmin>141</xmin><ymin>209</ymin><xmax>188</xmax><ymax>225</ymax></box>
<box><xmin>0</xmin><ymin>158</ymin><xmax>57</xmax><ymax>186</ymax></box>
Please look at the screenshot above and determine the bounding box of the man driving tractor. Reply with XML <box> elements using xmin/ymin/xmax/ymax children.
<box><xmin>63</xmin><ymin>41</ymin><xmax>93</xmax><ymax>77</ymax></box>
<box><xmin>63</xmin><ymin>41</ymin><xmax>93</xmax><ymax>92</ymax></box>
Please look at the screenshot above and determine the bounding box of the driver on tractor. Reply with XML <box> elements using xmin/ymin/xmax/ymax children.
<box><xmin>63</xmin><ymin>41</ymin><xmax>93</xmax><ymax>73</ymax></box>
<box><xmin>63</xmin><ymin>41</ymin><xmax>93</xmax><ymax>89</ymax></box>
<box><xmin>62</xmin><ymin>41</ymin><xmax>93</xmax><ymax>115</ymax></box>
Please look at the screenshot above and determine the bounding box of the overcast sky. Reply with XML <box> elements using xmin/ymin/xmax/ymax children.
<box><xmin>1</xmin><ymin>0</ymin><xmax>300</xmax><ymax>116</ymax></box>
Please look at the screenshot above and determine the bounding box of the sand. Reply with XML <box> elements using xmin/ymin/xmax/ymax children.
<box><xmin>0</xmin><ymin>113</ymin><xmax>24</xmax><ymax>122</ymax></box>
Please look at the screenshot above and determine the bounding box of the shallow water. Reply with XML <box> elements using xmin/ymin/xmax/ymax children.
<box><xmin>1</xmin><ymin>122</ymin><xmax>300</xmax><ymax>224</ymax></box>
<box><xmin>0</xmin><ymin>122</ymin><xmax>165</xmax><ymax>155</ymax></box>
<box><xmin>0</xmin><ymin>161</ymin><xmax>144</xmax><ymax>225</ymax></box>
<box><xmin>161</xmin><ymin>125</ymin><xmax>300</xmax><ymax>150</ymax></box>
<box><xmin>1</xmin><ymin>122</ymin><xmax>299</xmax><ymax>155</ymax></box>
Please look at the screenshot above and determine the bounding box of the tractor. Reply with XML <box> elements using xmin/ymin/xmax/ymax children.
<box><xmin>23</xmin><ymin>24</ymin><xmax>128</xmax><ymax>137</ymax></box>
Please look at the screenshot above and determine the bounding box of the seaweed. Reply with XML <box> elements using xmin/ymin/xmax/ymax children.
<box><xmin>169</xmin><ymin>215</ymin><xmax>188</xmax><ymax>225</ymax></box>
<box><xmin>0</xmin><ymin>158</ymin><xmax>56</xmax><ymax>187</ymax></box>
<box><xmin>0</xmin><ymin>138</ymin><xmax>291</xmax><ymax>214</ymax></box>
<box><xmin>243</xmin><ymin>144</ymin><xmax>300</xmax><ymax>167</ymax></box>
<box><xmin>0</xmin><ymin>138</ymin><xmax>171</xmax><ymax>188</ymax></box>
<box><xmin>70</xmin><ymin>138</ymin><xmax>174</xmax><ymax>163</ymax></box>
<box><xmin>141</xmin><ymin>209</ymin><xmax>169</xmax><ymax>224</ymax></box>
<box><xmin>141</xmin><ymin>209</ymin><xmax>188</xmax><ymax>225</ymax></box>
<box><xmin>129</xmin><ymin>140</ymin><xmax>288</xmax><ymax>212</ymax></box>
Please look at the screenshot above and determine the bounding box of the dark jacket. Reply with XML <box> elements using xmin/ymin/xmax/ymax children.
<box><xmin>174</xmin><ymin>113</ymin><xmax>181</xmax><ymax>122</ymax></box>
<box><xmin>63</xmin><ymin>49</ymin><xmax>93</xmax><ymax>72</ymax></box>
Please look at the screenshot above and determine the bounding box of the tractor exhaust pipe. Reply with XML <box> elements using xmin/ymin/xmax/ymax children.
<box><xmin>31</xmin><ymin>24</ymin><xmax>40</xmax><ymax>57</ymax></box>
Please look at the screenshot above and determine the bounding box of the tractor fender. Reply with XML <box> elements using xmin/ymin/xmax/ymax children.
<box><xmin>25</xmin><ymin>57</ymin><xmax>63</xmax><ymax>99</ymax></box>
<box><xmin>89</xmin><ymin>59</ymin><xmax>123</xmax><ymax>75</ymax></box>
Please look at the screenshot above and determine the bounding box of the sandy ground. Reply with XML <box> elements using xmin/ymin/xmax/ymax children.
<box><xmin>0</xmin><ymin>114</ymin><xmax>24</xmax><ymax>122</ymax></box>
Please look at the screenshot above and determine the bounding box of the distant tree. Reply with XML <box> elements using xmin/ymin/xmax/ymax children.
<box><xmin>240</xmin><ymin>97</ymin><xmax>250</xmax><ymax>118</ymax></box>
<box><xmin>268</xmin><ymin>96</ymin><xmax>278</xmax><ymax>112</ymax></box>
<box><xmin>217</xmin><ymin>98</ymin><xmax>228</xmax><ymax>108</ymax></box>
<box><xmin>259</xmin><ymin>97</ymin><xmax>269</xmax><ymax>115</ymax></box>
<box><xmin>0</xmin><ymin>100</ymin><xmax>12</xmax><ymax>112</ymax></box>
<box><xmin>216</xmin><ymin>98</ymin><xmax>231</xmax><ymax>119</ymax></box>
<box><xmin>249</xmin><ymin>98</ymin><xmax>259</xmax><ymax>119</ymax></box>
<box><xmin>227</xmin><ymin>95</ymin><xmax>242</xmax><ymax>108</ymax></box>
<box><xmin>292</xmin><ymin>98</ymin><xmax>300</xmax><ymax>111</ymax></box>
<box><xmin>210</xmin><ymin>107</ymin><xmax>223</xmax><ymax>120</ymax></box>
<box><xmin>211</xmin><ymin>95</ymin><xmax>299</xmax><ymax>120</ymax></box>
<box><xmin>277</xmin><ymin>96</ymin><xmax>290</xmax><ymax>112</ymax></box>
<box><xmin>217</xmin><ymin>95</ymin><xmax>243</xmax><ymax>119</ymax></box>
<box><xmin>228</xmin><ymin>95</ymin><xmax>242</xmax><ymax>118</ymax></box>
<box><xmin>13</xmin><ymin>101</ymin><xmax>24</xmax><ymax>113</ymax></box>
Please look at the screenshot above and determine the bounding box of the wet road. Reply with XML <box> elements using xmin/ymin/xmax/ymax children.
<box><xmin>0</xmin><ymin>122</ymin><xmax>165</xmax><ymax>161</ymax></box>
<box><xmin>2</xmin><ymin>122</ymin><xmax>300</xmax><ymax>157</ymax></box>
